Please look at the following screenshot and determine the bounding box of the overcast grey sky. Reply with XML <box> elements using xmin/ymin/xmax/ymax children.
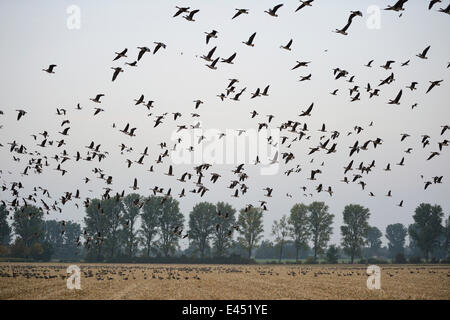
<box><xmin>0</xmin><ymin>0</ymin><xmax>449</xmax><ymax>248</ymax></box>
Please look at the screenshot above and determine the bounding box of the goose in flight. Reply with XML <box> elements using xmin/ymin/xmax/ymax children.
<box><xmin>125</xmin><ymin>61</ymin><xmax>137</xmax><ymax>67</ymax></box>
<box><xmin>243</xmin><ymin>32</ymin><xmax>256</xmax><ymax>47</ymax></box>
<box><xmin>205</xmin><ymin>30</ymin><xmax>218</xmax><ymax>44</ymax></box>
<box><xmin>193</xmin><ymin>100</ymin><xmax>203</xmax><ymax>109</ymax></box>
<box><xmin>16</xmin><ymin>109</ymin><xmax>27</xmax><ymax>121</ymax></box>
<box><xmin>184</xmin><ymin>9</ymin><xmax>200</xmax><ymax>21</ymax></box>
<box><xmin>388</xmin><ymin>90</ymin><xmax>402</xmax><ymax>105</ymax></box>
<box><xmin>42</xmin><ymin>64</ymin><xmax>57</xmax><ymax>74</ymax></box>
<box><xmin>406</xmin><ymin>82</ymin><xmax>418</xmax><ymax>90</ymax></box>
<box><xmin>427</xmin><ymin>151</ymin><xmax>439</xmax><ymax>160</ymax></box>
<box><xmin>201</xmin><ymin>46</ymin><xmax>217</xmax><ymax>62</ymax></box>
<box><xmin>380</xmin><ymin>60</ymin><xmax>395</xmax><ymax>70</ymax></box>
<box><xmin>429</xmin><ymin>0</ymin><xmax>441</xmax><ymax>10</ymax></box>
<box><xmin>265</xmin><ymin>4</ymin><xmax>283</xmax><ymax>17</ymax></box>
<box><xmin>385</xmin><ymin>0</ymin><xmax>408</xmax><ymax>12</ymax></box>
<box><xmin>426</xmin><ymin>80</ymin><xmax>443</xmax><ymax>93</ymax></box>
<box><xmin>134</xmin><ymin>94</ymin><xmax>145</xmax><ymax>105</ymax></box>
<box><xmin>296</xmin><ymin>0</ymin><xmax>314</xmax><ymax>12</ymax></box>
<box><xmin>232</xmin><ymin>9</ymin><xmax>249</xmax><ymax>19</ymax></box>
<box><xmin>90</xmin><ymin>94</ymin><xmax>104</xmax><ymax>103</ymax></box>
<box><xmin>130</xmin><ymin>178</ymin><xmax>139</xmax><ymax>190</ymax></box>
<box><xmin>93</xmin><ymin>108</ymin><xmax>104</xmax><ymax>116</ymax></box>
<box><xmin>416</xmin><ymin>45</ymin><xmax>431</xmax><ymax>59</ymax></box>
<box><xmin>280</xmin><ymin>39</ymin><xmax>293</xmax><ymax>51</ymax></box>
<box><xmin>334</xmin><ymin>11</ymin><xmax>362</xmax><ymax>35</ymax></box>
<box><xmin>438</xmin><ymin>4</ymin><xmax>450</xmax><ymax>14</ymax></box>
<box><xmin>206</xmin><ymin>57</ymin><xmax>220</xmax><ymax>70</ymax></box>
<box><xmin>221</xmin><ymin>53</ymin><xmax>237</xmax><ymax>64</ymax></box>
<box><xmin>261</xmin><ymin>85</ymin><xmax>270</xmax><ymax>96</ymax></box>
<box><xmin>292</xmin><ymin>61</ymin><xmax>310</xmax><ymax>70</ymax></box>
<box><xmin>334</xmin><ymin>20</ymin><xmax>352</xmax><ymax>36</ymax></box>
<box><xmin>299</xmin><ymin>103</ymin><xmax>314</xmax><ymax>116</ymax></box>
<box><xmin>364</xmin><ymin>60</ymin><xmax>374</xmax><ymax>67</ymax></box>
<box><xmin>113</xmin><ymin>48</ymin><xmax>127</xmax><ymax>61</ymax></box>
<box><xmin>153</xmin><ymin>42</ymin><xmax>166</xmax><ymax>54</ymax></box>
<box><xmin>137</xmin><ymin>47</ymin><xmax>151</xmax><ymax>61</ymax></box>
<box><xmin>299</xmin><ymin>74</ymin><xmax>312</xmax><ymax>81</ymax></box>
<box><xmin>173</xmin><ymin>6</ymin><xmax>190</xmax><ymax>17</ymax></box>
<box><xmin>111</xmin><ymin>67</ymin><xmax>123</xmax><ymax>82</ymax></box>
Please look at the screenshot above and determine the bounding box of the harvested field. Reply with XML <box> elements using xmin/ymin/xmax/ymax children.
<box><xmin>0</xmin><ymin>263</ymin><xmax>449</xmax><ymax>300</ymax></box>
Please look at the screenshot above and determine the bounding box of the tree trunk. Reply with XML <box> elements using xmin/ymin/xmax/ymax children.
<box><xmin>248</xmin><ymin>246</ymin><xmax>252</xmax><ymax>259</ymax></box>
<box><xmin>295</xmin><ymin>246</ymin><xmax>299</xmax><ymax>263</ymax></box>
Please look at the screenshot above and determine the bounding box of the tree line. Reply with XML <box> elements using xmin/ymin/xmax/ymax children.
<box><xmin>0</xmin><ymin>197</ymin><xmax>448</xmax><ymax>263</ymax></box>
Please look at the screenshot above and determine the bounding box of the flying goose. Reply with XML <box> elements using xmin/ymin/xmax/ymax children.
<box><xmin>416</xmin><ymin>45</ymin><xmax>431</xmax><ymax>59</ymax></box>
<box><xmin>205</xmin><ymin>30</ymin><xmax>218</xmax><ymax>44</ymax></box>
<box><xmin>201</xmin><ymin>46</ymin><xmax>217</xmax><ymax>62</ymax></box>
<box><xmin>184</xmin><ymin>9</ymin><xmax>200</xmax><ymax>21</ymax></box>
<box><xmin>153</xmin><ymin>42</ymin><xmax>166</xmax><ymax>54</ymax></box>
<box><xmin>221</xmin><ymin>53</ymin><xmax>237</xmax><ymax>64</ymax></box>
<box><xmin>113</xmin><ymin>48</ymin><xmax>127</xmax><ymax>61</ymax></box>
<box><xmin>243</xmin><ymin>32</ymin><xmax>256</xmax><ymax>46</ymax></box>
<box><xmin>16</xmin><ymin>109</ymin><xmax>27</xmax><ymax>121</ymax></box>
<box><xmin>299</xmin><ymin>103</ymin><xmax>314</xmax><ymax>116</ymax></box>
<box><xmin>232</xmin><ymin>9</ymin><xmax>249</xmax><ymax>19</ymax></box>
<box><xmin>111</xmin><ymin>67</ymin><xmax>123</xmax><ymax>82</ymax></box>
<box><xmin>280</xmin><ymin>39</ymin><xmax>293</xmax><ymax>50</ymax></box>
<box><xmin>426</xmin><ymin>80</ymin><xmax>443</xmax><ymax>93</ymax></box>
<box><xmin>385</xmin><ymin>0</ymin><xmax>408</xmax><ymax>12</ymax></box>
<box><xmin>265</xmin><ymin>4</ymin><xmax>283</xmax><ymax>17</ymax></box>
<box><xmin>388</xmin><ymin>90</ymin><xmax>402</xmax><ymax>105</ymax></box>
<box><xmin>292</xmin><ymin>61</ymin><xmax>310</xmax><ymax>70</ymax></box>
<box><xmin>206</xmin><ymin>57</ymin><xmax>220</xmax><ymax>70</ymax></box>
<box><xmin>296</xmin><ymin>0</ymin><xmax>314</xmax><ymax>12</ymax></box>
<box><xmin>42</xmin><ymin>64</ymin><xmax>57</xmax><ymax>74</ymax></box>
<box><xmin>429</xmin><ymin>0</ymin><xmax>441</xmax><ymax>10</ymax></box>
<box><xmin>173</xmin><ymin>6</ymin><xmax>190</xmax><ymax>17</ymax></box>
<box><xmin>137</xmin><ymin>47</ymin><xmax>151</xmax><ymax>61</ymax></box>
<box><xmin>130</xmin><ymin>178</ymin><xmax>139</xmax><ymax>190</ymax></box>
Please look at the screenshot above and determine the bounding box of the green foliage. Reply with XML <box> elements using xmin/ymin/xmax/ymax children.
<box><xmin>340</xmin><ymin>204</ymin><xmax>370</xmax><ymax>263</ymax></box>
<box><xmin>140</xmin><ymin>196</ymin><xmax>160</xmax><ymax>257</ymax></box>
<box><xmin>394</xmin><ymin>253</ymin><xmax>407</xmax><ymax>263</ymax></box>
<box><xmin>212</xmin><ymin>202</ymin><xmax>236</xmax><ymax>257</ymax></box>
<box><xmin>237</xmin><ymin>207</ymin><xmax>264</xmax><ymax>258</ymax></box>
<box><xmin>272</xmin><ymin>215</ymin><xmax>289</xmax><ymax>262</ymax></box>
<box><xmin>10</xmin><ymin>238</ymin><xmax>29</xmax><ymax>258</ymax></box>
<box><xmin>366</xmin><ymin>226</ymin><xmax>382</xmax><ymax>256</ymax></box>
<box><xmin>42</xmin><ymin>220</ymin><xmax>81</xmax><ymax>260</ymax></box>
<box><xmin>288</xmin><ymin>203</ymin><xmax>310</xmax><ymax>262</ymax></box>
<box><xmin>12</xmin><ymin>205</ymin><xmax>44</xmax><ymax>247</ymax></box>
<box><xmin>308</xmin><ymin>202</ymin><xmax>334</xmax><ymax>261</ymax></box>
<box><xmin>326</xmin><ymin>245</ymin><xmax>340</xmax><ymax>264</ymax></box>
<box><xmin>188</xmin><ymin>202</ymin><xmax>216</xmax><ymax>258</ymax></box>
<box><xmin>154</xmin><ymin>196</ymin><xmax>184</xmax><ymax>257</ymax></box>
<box><xmin>386</xmin><ymin>223</ymin><xmax>408</xmax><ymax>257</ymax></box>
<box><xmin>0</xmin><ymin>205</ymin><xmax>11</xmax><ymax>245</ymax></box>
<box><xmin>121</xmin><ymin>193</ymin><xmax>141</xmax><ymax>257</ymax></box>
<box><xmin>0</xmin><ymin>244</ymin><xmax>8</xmax><ymax>257</ymax></box>
<box><xmin>408</xmin><ymin>203</ymin><xmax>444</xmax><ymax>261</ymax></box>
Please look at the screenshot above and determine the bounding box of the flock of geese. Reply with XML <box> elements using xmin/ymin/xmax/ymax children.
<box><xmin>0</xmin><ymin>1</ymin><xmax>449</xmax><ymax>249</ymax></box>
